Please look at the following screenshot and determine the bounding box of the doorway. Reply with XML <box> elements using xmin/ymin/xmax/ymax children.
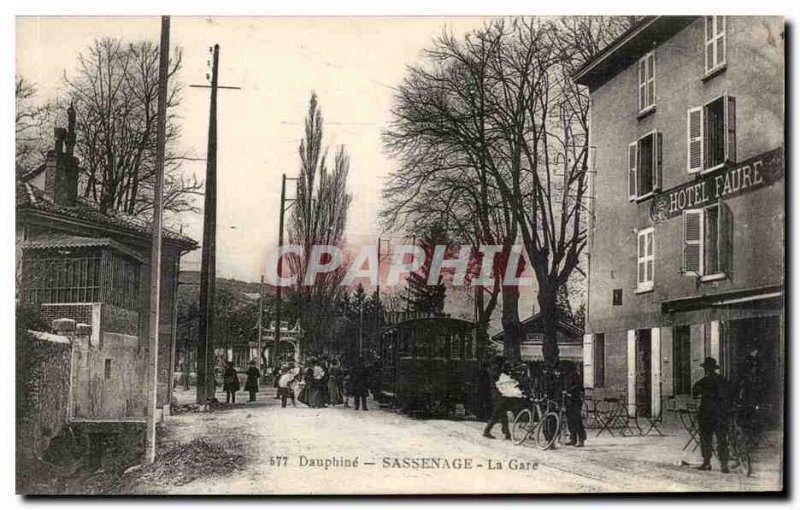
<box><xmin>636</xmin><ymin>329</ymin><xmax>652</xmax><ymax>417</ymax></box>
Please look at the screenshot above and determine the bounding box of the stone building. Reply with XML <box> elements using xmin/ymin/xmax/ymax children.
<box><xmin>574</xmin><ymin>16</ymin><xmax>784</xmax><ymax>420</ymax></box>
<box><xmin>16</xmin><ymin>109</ymin><xmax>198</xmax><ymax>422</ymax></box>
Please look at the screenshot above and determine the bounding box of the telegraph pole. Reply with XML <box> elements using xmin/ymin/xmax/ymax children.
<box><xmin>274</xmin><ymin>174</ymin><xmax>287</xmax><ymax>367</ymax></box>
<box><xmin>145</xmin><ymin>15</ymin><xmax>170</xmax><ymax>464</ymax></box>
<box><xmin>257</xmin><ymin>275</ymin><xmax>264</xmax><ymax>375</ymax></box>
<box><xmin>191</xmin><ymin>45</ymin><xmax>241</xmax><ymax>404</ymax></box>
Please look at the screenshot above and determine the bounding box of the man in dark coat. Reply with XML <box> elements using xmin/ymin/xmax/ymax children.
<box><xmin>483</xmin><ymin>357</ymin><xmax>513</xmax><ymax>440</ymax></box>
<box><xmin>692</xmin><ymin>357</ymin><xmax>730</xmax><ymax>472</ymax></box>
<box><xmin>351</xmin><ymin>358</ymin><xmax>369</xmax><ymax>411</ymax></box>
<box><xmin>560</xmin><ymin>360</ymin><xmax>586</xmax><ymax>447</ymax></box>
<box><xmin>223</xmin><ymin>361</ymin><xmax>240</xmax><ymax>404</ymax></box>
<box><xmin>244</xmin><ymin>360</ymin><xmax>261</xmax><ymax>402</ymax></box>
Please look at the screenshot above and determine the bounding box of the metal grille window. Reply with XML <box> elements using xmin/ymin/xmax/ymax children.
<box><xmin>22</xmin><ymin>254</ymin><xmax>102</xmax><ymax>304</ymax></box>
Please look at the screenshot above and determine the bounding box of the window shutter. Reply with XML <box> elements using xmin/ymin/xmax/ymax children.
<box><xmin>654</xmin><ymin>132</ymin><xmax>663</xmax><ymax>190</ymax></box>
<box><xmin>628</xmin><ymin>141</ymin><xmax>638</xmax><ymax>200</ymax></box>
<box><xmin>637</xmin><ymin>231</ymin><xmax>645</xmax><ymax>285</ymax></box>
<box><xmin>705</xmin><ymin>17</ymin><xmax>715</xmax><ymax>73</ymax></box>
<box><xmin>718</xmin><ymin>201</ymin><xmax>733</xmax><ymax>274</ymax></box>
<box><xmin>687</xmin><ymin>107</ymin><xmax>704</xmax><ymax>173</ymax></box>
<box><xmin>647</xmin><ymin>53</ymin><xmax>655</xmax><ymax>108</ymax></box>
<box><xmin>583</xmin><ymin>334</ymin><xmax>594</xmax><ymax>389</ymax></box>
<box><xmin>627</xmin><ymin>330</ymin><xmax>636</xmax><ymax>414</ymax></box>
<box><xmin>638</xmin><ymin>59</ymin><xmax>646</xmax><ymax>111</ymax></box>
<box><xmin>725</xmin><ymin>95</ymin><xmax>736</xmax><ymax>164</ymax></box>
<box><xmin>683</xmin><ymin>209</ymin><xmax>704</xmax><ymax>276</ymax></box>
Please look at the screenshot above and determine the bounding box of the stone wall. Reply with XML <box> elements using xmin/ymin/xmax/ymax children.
<box><xmin>70</xmin><ymin>332</ymin><xmax>147</xmax><ymax>419</ymax></box>
<box><xmin>16</xmin><ymin>331</ymin><xmax>72</xmax><ymax>458</ymax></box>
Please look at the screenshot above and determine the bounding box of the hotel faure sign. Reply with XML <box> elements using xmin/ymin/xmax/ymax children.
<box><xmin>650</xmin><ymin>148</ymin><xmax>783</xmax><ymax>223</ymax></box>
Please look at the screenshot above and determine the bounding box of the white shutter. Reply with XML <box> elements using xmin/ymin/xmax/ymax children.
<box><xmin>687</xmin><ymin>107</ymin><xmax>704</xmax><ymax>173</ymax></box>
<box><xmin>637</xmin><ymin>228</ymin><xmax>654</xmax><ymax>292</ymax></box>
<box><xmin>627</xmin><ymin>330</ymin><xmax>636</xmax><ymax>415</ymax></box>
<box><xmin>705</xmin><ymin>17</ymin><xmax>715</xmax><ymax>73</ymax></box>
<box><xmin>638</xmin><ymin>59</ymin><xmax>646</xmax><ymax>111</ymax></box>
<box><xmin>654</xmin><ymin>132</ymin><xmax>663</xmax><ymax>191</ymax></box>
<box><xmin>628</xmin><ymin>141</ymin><xmax>638</xmax><ymax>200</ymax></box>
<box><xmin>725</xmin><ymin>95</ymin><xmax>736</xmax><ymax>164</ymax></box>
<box><xmin>647</xmin><ymin>53</ymin><xmax>655</xmax><ymax>108</ymax></box>
<box><xmin>583</xmin><ymin>334</ymin><xmax>594</xmax><ymax>389</ymax></box>
<box><xmin>683</xmin><ymin>209</ymin><xmax>704</xmax><ymax>276</ymax></box>
<box><xmin>651</xmin><ymin>327</ymin><xmax>661</xmax><ymax>419</ymax></box>
<box><xmin>716</xmin><ymin>17</ymin><xmax>726</xmax><ymax>67</ymax></box>
<box><xmin>718</xmin><ymin>201</ymin><xmax>733</xmax><ymax>274</ymax></box>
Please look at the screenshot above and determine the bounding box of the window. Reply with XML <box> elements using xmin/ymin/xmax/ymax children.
<box><xmin>104</xmin><ymin>359</ymin><xmax>112</xmax><ymax>380</ymax></box>
<box><xmin>705</xmin><ymin>16</ymin><xmax>726</xmax><ymax>74</ymax></box>
<box><xmin>594</xmin><ymin>333</ymin><xmax>605</xmax><ymax>388</ymax></box>
<box><xmin>628</xmin><ymin>131</ymin><xmax>662</xmax><ymax>201</ymax></box>
<box><xmin>451</xmin><ymin>333</ymin><xmax>462</xmax><ymax>359</ymax></box>
<box><xmin>636</xmin><ymin>228</ymin><xmax>655</xmax><ymax>292</ymax></box>
<box><xmin>687</xmin><ymin>95</ymin><xmax>736</xmax><ymax>173</ymax></box>
<box><xmin>682</xmin><ymin>202</ymin><xmax>732</xmax><ymax>278</ymax></box>
<box><xmin>672</xmin><ymin>326</ymin><xmax>691</xmax><ymax>395</ymax></box>
<box><xmin>638</xmin><ymin>52</ymin><xmax>656</xmax><ymax>112</ymax></box>
<box><xmin>612</xmin><ymin>289</ymin><xmax>622</xmax><ymax>306</ymax></box>
<box><xmin>526</xmin><ymin>332</ymin><xmax>544</xmax><ymax>343</ymax></box>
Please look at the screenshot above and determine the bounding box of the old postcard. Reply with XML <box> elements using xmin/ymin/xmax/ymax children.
<box><xmin>14</xmin><ymin>15</ymin><xmax>785</xmax><ymax>495</ymax></box>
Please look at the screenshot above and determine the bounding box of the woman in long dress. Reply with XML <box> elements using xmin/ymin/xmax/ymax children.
<box><xmin>327</xmin><ymin>363</ymin><xmax>344</xmax><ymax>406</ymax></box>
<box><xmin>309</xmin><ymin>361</ymin><xmax>329</xmax><ymax>408</ymax></box>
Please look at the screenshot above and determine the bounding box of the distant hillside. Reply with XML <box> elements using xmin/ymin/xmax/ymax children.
<box><xmin>179</xmin><ymin>270</ymin><xmax>275</xmax><ymax>303</ymax></box>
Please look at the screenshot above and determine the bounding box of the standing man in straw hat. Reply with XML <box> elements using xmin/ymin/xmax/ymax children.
<box><xmin>692</xmin><ymin>357</ymin><xmax>730</xmax><ymax>473</ymax></box>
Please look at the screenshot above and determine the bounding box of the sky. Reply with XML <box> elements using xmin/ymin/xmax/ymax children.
<box><xmin>15</xmin><ymin>16</ymin><xmax>493</xmax><ymax>283</ymax></box>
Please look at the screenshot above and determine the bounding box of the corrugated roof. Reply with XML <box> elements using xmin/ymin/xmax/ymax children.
<box><xmin>21</xmin><ymin>233</ymin><xmax>149</xmax><ymax>263</ymax></box>
<box><xmin>16</xmin><ymin>179</ymin><xmax>197</xmax><ymax>249</ymax></box>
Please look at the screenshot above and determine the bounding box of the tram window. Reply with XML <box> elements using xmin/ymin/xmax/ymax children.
<box><xmin>451</xmin><ymin>334</ymin><xmax>462</xmax><ymax>359</ymax></box>
<box><xmin>398</xmin><ymin>330</ymin><xmax>409</xmax><ymax>357</ymax></box>
<box><xmin>434</xmin><ymin>335</ymin><xmax>447</xmax><ymax>358</ymax></box>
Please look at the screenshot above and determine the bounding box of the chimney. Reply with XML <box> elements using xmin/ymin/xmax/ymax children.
<box><xmin>44</xmin><ymin>107</ymin><xmax>79</xmax><ymax>207</ymax></box>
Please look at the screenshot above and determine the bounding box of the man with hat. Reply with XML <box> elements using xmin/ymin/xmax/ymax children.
<box><xmin>692</xmin><ymin>357</ymin><xmax>730</xmax><ymax>473</ymax></box>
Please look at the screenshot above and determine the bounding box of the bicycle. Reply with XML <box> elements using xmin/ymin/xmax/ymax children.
<box><xmin>511</xmin><ymin>396</ymin><xmax>560</xmax><ymax>450</ymax></box>
<box><xmin>727</xmin><ymin>403</ymin><xmax>766</xmax><ymax>477</ymax></box>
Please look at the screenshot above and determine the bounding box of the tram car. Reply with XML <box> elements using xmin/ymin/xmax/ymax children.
<box><xmin>376</xmin><ymin>315</ymin><xmax>480</xmax><ymax>416</ymax></box>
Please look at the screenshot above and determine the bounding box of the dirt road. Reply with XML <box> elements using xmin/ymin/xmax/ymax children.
<box><xmin>137</xmin><ymin>391</ymin><xmax>781</xmax><ymax>495</ymax></box>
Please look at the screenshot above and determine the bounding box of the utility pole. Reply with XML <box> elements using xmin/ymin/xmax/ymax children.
<box><xmin>275</xmin><ymin>174</ymin><xmax>287</xmax><ymax>368</ymax></box>
<box><xmin>274</xmin><ymin>174</ymin><xmax>297</xmax><ymax>368</ymax></box>
<box><xmin>190</xmin><ymin>45</ymin><xmax>241</xmax><ymax>404</ymax></box>
<box><xmin>257</xmin><ymin>275</ymin><xmax>264</xmax><ymax>376</ymax></box>
<box><xmin>145</xmin><ymin>15</ymin><xmax>170</xmax><ymax>464</ymax></box>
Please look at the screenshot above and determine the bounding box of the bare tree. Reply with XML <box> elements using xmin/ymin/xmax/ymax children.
<box><xmin>64</xmin><ymin>38</ymin><xmax>202</xmax><ymax>217</ymax></box>
<box><xmin>287</xmin><ymin>93</ymin><xmax>353</xmax><ymax>354</ymax></box>
<box><xmin>383</xmin><ymin>21</ymin><xmax>527</xmax><ymax>363</ymax></box>
<box><xmin>384</xmin><ymin>17</ymin><xmax>628</xmax><ymax>365</ymax></box>
<box><xmin>15</xmin><ymin>76</ymin><xmax>56</xmax><ymax>175</ymax></box>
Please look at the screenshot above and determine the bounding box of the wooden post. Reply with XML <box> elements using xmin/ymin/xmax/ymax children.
<box><xmin>145</xmin><ymin>15</ymin><xmax>170</xmax><ymax>464</ymax></box>
<box><xmin>196</xmin><ymin>44</ymin><xmax>220</xmax><ymax>404</ymax></box>
<box><xmin>274</xmin><ymin>174</ymin><xmax>287</xmax><ymax>367</ymax></box>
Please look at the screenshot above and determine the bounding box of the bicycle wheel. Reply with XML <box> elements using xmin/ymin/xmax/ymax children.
<box><xmin>733</xmin><ymin>426</ymin><xmax>752</xmax><ymax>477</ymax></box>
<box><xmin>511</xmin><ymin>409</ymin><xmax>534</xmax><ymax>445</ymax></box>
<box><xmin>557</xmin><ymin>410</ymin><xmax>570</xmax><ymax>445</ymax></box>
<box><xmin>535</xmin><ymin>411</ymin><xmax>560</xmax><ymax>450</ymax></box>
